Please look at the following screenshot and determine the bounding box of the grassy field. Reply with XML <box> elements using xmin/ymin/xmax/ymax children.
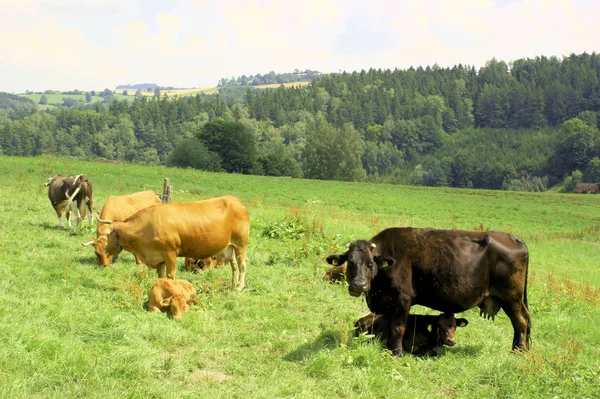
<box><xmin>20</xmin><ymin>93</ymin><xmax>133</xmax><ymax>110</ymax></box>
<box><xmin>253</xmin><ymin>82</ymin><xmax>311</xmax><ymax>89</ymax></box>
<box><xmin>0</xmin><ymin>155</ymin><xmax>599</xmax><ymax>398</ymax></box>
<box><xmin>115</xmin><ymin>88</ymin><xmax>219</xmax><ymax>97</ymax></box>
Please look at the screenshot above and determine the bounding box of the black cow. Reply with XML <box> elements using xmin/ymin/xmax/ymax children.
<box><xmin>45</xmin><ymin>174</ymin><xmax>93</xmax><ymax>228</ymax></box>
<box><xmin>326</xmin><ymin>227</ymin><xmax>530</xmax><ymax>356</ymax></box>
<box><xmin>355</xmin><ymin>312</ymin><xmax>468</xmax><ymax>356</ymax></box>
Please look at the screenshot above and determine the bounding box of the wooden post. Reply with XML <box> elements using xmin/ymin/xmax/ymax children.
<box><xmin>162</xmin><ymin>178</ymin><xmax>171</xmax><ymax>204</ymax></box>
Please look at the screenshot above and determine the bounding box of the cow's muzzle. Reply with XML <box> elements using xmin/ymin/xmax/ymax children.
<box><xmin>348</xmin><ymin>282</ymin><xmax>368</xmax><ymax>297</ymax></box>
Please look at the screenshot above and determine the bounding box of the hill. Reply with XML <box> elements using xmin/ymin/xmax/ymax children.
<box><xmin>0</xmin><ymin>155</ymin><xmax>598</xmax><ymax>397</ymax></box>
<box><xmin>116</xmin><ymin>83</ymin><xmax>160</xmax><ymax>90</ymax></box>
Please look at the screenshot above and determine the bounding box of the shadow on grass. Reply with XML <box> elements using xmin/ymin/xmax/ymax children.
<box><xmin>283</xmin><ymin>329</ymin><xmax>342</xmax><ymax>362</ymax></box>
<box><xmin>445</xmin><ymin>344</ymin><xmax>483</xmax><ymax>356</ymax></box>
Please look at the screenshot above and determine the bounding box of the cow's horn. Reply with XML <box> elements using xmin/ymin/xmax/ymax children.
<box><xmin>371</xmin><ymin>243</ymin><xmax>376</xmax><ymax>249</ymax></box>
<box><xmin>345</xmin><ymin>243</ymin><xmax>350</xmax><ymax>248</ymax></box>
<box><xmin>82</xmin><ymin>239</ymin><xmax>95</xmax><ymax>246</ymax></box>
<box><xmin>95</xmin><ymin>214</ymin><xmax>113</xmax><ymax>224</ymax></box>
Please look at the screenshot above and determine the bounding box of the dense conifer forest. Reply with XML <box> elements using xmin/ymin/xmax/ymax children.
<box><xmin>2</xmin><ymin>52</ymin><xmax>600</xmax><ymax>191</ymax></box>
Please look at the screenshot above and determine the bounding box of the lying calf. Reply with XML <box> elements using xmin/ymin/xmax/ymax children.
<box><xmin>354</xmin><ymin>312</ymin><xmax>468</xmax><ymax>356</ymax></box>
<box><xmin>185</xmin><ymin>256</ymin><xmax>217</xmax><ymax>272</ymax></box>
<box><xmin>324</xmin><ymin>264</ymin><xmax>346</xmax><ymax>283</ymax></box>
<box><xmin>184</xmin><ymin>246</ymin><xmax>235</xmax><ymax>273</ymax></box>
<box><xmin>148</xmin><ymin>278</ymin><xmax>198</xmax><ymax>319</ymax></box>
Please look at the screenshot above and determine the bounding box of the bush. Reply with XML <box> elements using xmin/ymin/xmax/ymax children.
<box><xmin>167</xmin><ymin>137</ymin><xmax>223</xmax><ymax>172</ymax></box>
<box><xmin>502</xmin><ymin>174</ymin><xmax>548</xmax><ymax>192</ymax></box>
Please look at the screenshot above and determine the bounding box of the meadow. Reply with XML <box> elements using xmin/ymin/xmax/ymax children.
<box><xmin>20</xmin><ymin>93</ymin><xmax>133</xmax><ymax>110</ymax></box>
<box><xmin>0</xmin><ymin>155</ymin><xmax>599</xmax><ymax>398</ymax></box>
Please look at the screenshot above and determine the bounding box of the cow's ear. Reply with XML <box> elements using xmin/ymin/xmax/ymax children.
<box><xmin>326</xmin><ymin>254</ymin><xmax>347</xmax><ymax>266</ymax></box>
<box><xmin>160</xmin><ymin>297</ymin><xmax>172</xmax><ymax>307</ymax></box>
<box><xmin>457</xmin><ymin>318</ymin><xmax>468</xmax><ymax>327</ymax></box>
<box><xmin>374</xmin><ymin>255</ymin><xmax>395</xmax><ymax>269</ymax></box>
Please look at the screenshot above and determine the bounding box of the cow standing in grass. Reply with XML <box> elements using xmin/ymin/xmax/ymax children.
<box><xmin>82</xmin><ymin>190</ymin><xmax>162</xmax><ymax>266</ymax></box>
<box><xmin>326</xmin><ymin>227</ymin><xmax>530</xmax><ymax>356</ymax></box>
<box><xmin>97</xmin><ymin>196</ymin><xmax>250</xmax><ymax>289</ymax></box>
<box><xmin>45</xmin><ymin>174</ymin><xmax>93</xmax><ymax>228</ymax></box>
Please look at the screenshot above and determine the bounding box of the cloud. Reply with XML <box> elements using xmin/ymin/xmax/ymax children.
<box><xmin>0</xmin><ymin>0</ymin><xmax>599</xmax><ymax>92</ymax></box>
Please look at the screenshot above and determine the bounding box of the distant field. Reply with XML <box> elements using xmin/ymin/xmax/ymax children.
<box><xmin>254</xmin><ymin>81</ymin><xmax>311</xmax><ymax>89</ymax></box>
<box><xmin>1</xmin><ymin>155</ymin><xmax>598</xmax><ymax>398</ymax></box>
<box><xmin>115</xmin><ymin>87</ymin><xmax>219</xmax><ymax>97</ymax></box>
<box><xmin>20</xmin><ymin>92</ymin><xmax>133</xmax><ymax>109</ymax></box>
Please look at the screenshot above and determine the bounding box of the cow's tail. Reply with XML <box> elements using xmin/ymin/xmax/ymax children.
<box><xmin>64</xmin><ymin>175</ymin><xmax>84</xmax><ymax>207</ymax></box>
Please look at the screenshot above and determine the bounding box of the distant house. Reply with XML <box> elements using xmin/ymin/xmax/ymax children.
<box><xmin>573</xmin><ymin>183</ymin><xmax>599</xmax><ymax>194</ymax></box>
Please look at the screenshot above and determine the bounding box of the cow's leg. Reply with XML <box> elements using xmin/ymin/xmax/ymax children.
<box><xmin>66</xmin><ymin>210</ymin><xmax>72</xmax><ymax>227</ymax></box>
<box><xmin>71</xmin><ymin>201</ymin><xmax>81</xmax><ymax>228</ymax></box>
<box><xmin>230</xmin><ymin>258</ymin><xmax>239</xmax><ymax>290</ymax></box>
<box><xmin>86</xmin><ymin>200</ymin><xmax>93</xmax><ymax>225</ymax></box>
<box><xmin>157</xmin><ymin>263</ymin><xmax>166</xmax><ymax>278</ymax></box>
<box><xmin>501</xmin><ymin>300</ymin><xmax>531</xmax><ymax>351</ymax></box>
<box><xmin>56</xmin><ymin>210</ymin><xmax>64</xmax><ymax>228</ymax></box>
<box><xmin>165</xmin><ymin>252</ymin><xmax>177</xmax><ymax>280</ymax></box>
<box><xmin>387</xmin><ymin>299</ymin><xmax>411</xmax><ymax>356</ymax></box>
<box><xmin>235</xmin><ymin>247</ymin><xmax>248</xmax><ymax>291</ymax></box>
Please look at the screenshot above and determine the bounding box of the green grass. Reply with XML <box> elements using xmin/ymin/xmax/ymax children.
<box><xmin>0</xmin><ymin>155</ymin><xmax>599</xmax><ymax>398</ymax></box>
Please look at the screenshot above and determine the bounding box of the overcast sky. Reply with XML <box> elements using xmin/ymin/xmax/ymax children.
<box><xmin>2</xmin><ymin>0</ymin><xmax>599</xmax><ymax>93</ymax></box>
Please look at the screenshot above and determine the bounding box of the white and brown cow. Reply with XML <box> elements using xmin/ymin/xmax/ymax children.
<box><xmin>45</xmin><ymin>174</ymin><xmax>93</xmax><ymax>228</ymax></box>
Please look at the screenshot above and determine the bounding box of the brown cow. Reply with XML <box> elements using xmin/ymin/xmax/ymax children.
<box><xmin>45</xmin><ymin>174</ymin><xmax>93</xmax><ymax>228</ymax></box>
<box><xmin>148</xmin><ymin>278</ymin><xmax>198</xmax><ymax>319</ymax></box>
<box><xmin>355</xmin><ymin>312</ymin><xmax>468</xmax><ymax>356</ymax></box>
<box><xmin>326</xmin><ymin>227</ymin><xmax>530</xmax><ymax>356</ymax></box>
<box><xmin>97</xmin><ymin>196</ymin><xmax>250</xmax><ymax>289</ymax></box>
<box><xmin>82</xmin><ymin>190</ymin><xmax>162</xmax><ymax>266</ymax></box>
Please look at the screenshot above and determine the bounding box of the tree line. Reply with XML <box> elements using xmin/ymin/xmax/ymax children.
<box><xmin>1</xmin><ymin>52</ymin><xmax>600</xmax><ymax>191</ymax></box>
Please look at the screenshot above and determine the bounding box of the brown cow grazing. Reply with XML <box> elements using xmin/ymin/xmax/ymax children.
<box><xmin>97</xmin><ymin>196</ymin><xmax>250</xmax><ymax>289</ymax></box>
<box><xmin>148</xmin><ymin>278</ymin><xmax>198</xmax><ymax>319</ymax></box>
<box><xmin>355</xmin><ymin>312</ymin><xmax>468</xmax><ymax>356</ymax></box>
<box><xmin>45</xmin><ymin>174</ymin><xmax>93</xmax><ymax>228</ymax></box>
<box><xmin>324</xmin><ymin>264</ymin><xmax>346</xmax><ymax>283</ymax></box>
<box><xmin>81</xmin><ymin>190</ymin><xmax>162</xmax><ymax>266</ymax></box>
<box><xmin>326</xmin><ymin>227</ymin><xmax>530</xmax><ymax>356</ymax></box>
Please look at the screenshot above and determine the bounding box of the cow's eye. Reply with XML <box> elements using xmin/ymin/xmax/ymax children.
<box><xmin>367</xmin><ymin>261</ymin><xmax>374</xmax><ymax>269</ymax></box>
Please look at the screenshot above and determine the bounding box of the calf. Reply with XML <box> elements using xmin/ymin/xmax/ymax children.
<box><xmin>184</xmin><ymin>247</ymin><xmax>234</xmax><ymax>273</ymax></box>
<box><xmin>355</xmin><ymin>312</ymin><xmax>468</xmax><ymax>356</ymax></box>
<box><xmin>45</xmin><ymin>174</ymin><xmax>93</xmax><ymax>228</ymax></box>
<box><xmin>324</xmin><ymin>264</ymin><xmax>346</xmax><ymax>283</ymax></box>
<box><xmin>147</xmin><ymin>278</ymin><xmax>198</xmax><ymax>319</ymax></box>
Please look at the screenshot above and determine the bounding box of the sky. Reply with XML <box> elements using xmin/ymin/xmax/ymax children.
<box><xmin>1</xmin><ymin>0</ymin><xmax>599</xmax><ymax>93</ymax></box>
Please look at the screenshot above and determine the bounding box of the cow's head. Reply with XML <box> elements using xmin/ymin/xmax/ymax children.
<box><xmin>436</xmin><ymin>313</ymin><xmax>468</xmax><ymax>346</ymax></box>
<box><xmin>82</xmin><ymin>236</ymin><xmax>112</xmax><ymax>267</ymax></box>
<box><xmin>81</xmin><ymin>217</ymin><xmax>120</xmax><ymax>267</ymax></box>
<box><xmin>326</xmin><ymin>240</ymin><xmax>395</xmax><ymax>297</ymax></box>
<box><xmin>161</xmin><ymin>294</ymin><xmax>189</xmax><ymax>320</ymax></box>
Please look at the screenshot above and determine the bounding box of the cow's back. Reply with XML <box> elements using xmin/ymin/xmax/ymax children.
<box><xmin>98</xmin><ymin>191</ymin><xmax>161</xmax><ymax>236</ymax></box>
<box><xmin>370</xmin><ymin>227</ymin><xmax>528</xmax><ymax>314</ymax></box>
<box><xmin>121</xmin><ymin>195</ymin><xmax>249</xmax><ymax>260</ymax></box>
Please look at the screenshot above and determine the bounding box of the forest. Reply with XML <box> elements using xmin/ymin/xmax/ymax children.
<box><xmin>1</xmin><ymin>52</ymin><xmax>600</xmax><ymax>191</ymax></box>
